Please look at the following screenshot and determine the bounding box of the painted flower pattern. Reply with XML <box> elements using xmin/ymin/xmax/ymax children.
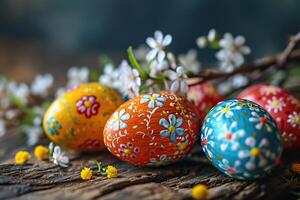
<box><xmin>213</xmin><ymin>100</ymin><xmax>242</xmax><ymax>121</ymax></box>
<box><xmin>218</xmin><ymin>121</ymin><xmax>245</xmax><ymax>151</ymax></box>
<box><xmin>249</xmin><ymin>112</ymin><xmax>275</xmax><ymax>133</ymax></box>
<box><xmin>118</xmin><ymin>142</ymin><xmax>140</xmax><ymax>159</ymax></box>
<box><xmin>140</xmin><ymin>93</ymin><xmax>166</xmax><ymax>108</ymax></box>
<box><xmin>148</xmin><ymin>154</ymin><xmax>171</xmax><ymax>166</ymax></box>
<box><xmin>287</xmin><ymin>112</ymin><xmax>300</xmax><ymax>128</ymax></box>
<box><xmin>109</xmin><ymin>109</ymin><xmax>130</xmax><ymax>131</ymax></box>
<box><xmin>159</xmin><ymin>114</ymin><xmax>185</xmax><ymax>142</ymax></box>
<box><xmin>265</xmin><ymin>96</ymin><xmax>286</xmax><ymax>113</ymax></box>
<box><xmin>76</xmin><ymin>95</ymin><xmax>100</xmax><ymax>118</ymax></box>
<box><xmin>46</xmin><ymin>116</ymin><xmax>62</xmax><ymax>135</ymax></box>
<box><xmin>201</xmin><ymin>126</ymin><xmax>214</xmax><ymax>159</ymax></box>
<box><xmin>259</xmin><ymin>85</ymin><xmax>281</xmax><ymax>95</ymax></box>
<box><xmin>201</xmin><ymin>99</ymin><xmax>282</xmax><ymax>180</ymax></box>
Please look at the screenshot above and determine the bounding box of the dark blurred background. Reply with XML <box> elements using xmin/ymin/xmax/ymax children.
<box><xmin>0</xmin><ymin>0</ymin><xmax>299</xmax><ymax>80</ymax></box>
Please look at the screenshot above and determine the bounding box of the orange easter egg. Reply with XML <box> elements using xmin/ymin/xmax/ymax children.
<box><xmin>43</xmin><ymin>83</ymin><xmax>123</xmax><ymax>152</ymax></box>
<box><xmin>103</xmin><ymin>91</ymin><xmax>201</xmax><ymax>166</ymax></box>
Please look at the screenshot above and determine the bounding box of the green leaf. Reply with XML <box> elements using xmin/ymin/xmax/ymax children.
<box><xmin>89</xmin><ymin>69</ymin><xmax>101</xmax><ymax>82</ymax></box>
<box><xmin>127</xmin><ymin>46</ymin><xmax>147</xmax><ymax>79</ymax></box>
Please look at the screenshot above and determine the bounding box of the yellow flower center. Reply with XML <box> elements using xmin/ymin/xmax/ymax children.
<box><xmin>178</xmin><ymin>143</ymin><xmax>188</xmax><ymax>151</ymax></box>
<box><xmin>272</xmin><ymin>101</ymin><xmax>279</xmax><ymax>107</ymax></box>
<box><xmin>84</xmin><ymin>101</ymin><xmax>92</xmax><ymax>107</ymax></box>
<box><xmin>208</xmin><ymin>86</ymin><xmax>215</xmax><ymax>94</ymax></box>
<box><xmin>250</xmin><ymin>148</ymin><xmax>260</xmax><ymax>157</ymax></box>
<box><xmin>295</xmin><ymin>116</ymin><xmax>300</xmax><ymax>124</ymax></box>
<box><xmin>150</xmin><ymin>96</ymin><xmax>157</xmax><ymax>101</ymax></box>
<box><xmin>222</xmin><ymin>107</ymin><xmax>230</xmax><ymax>113</ymax></box>
<box><xmin>123</xmin><ymin>148</ymin><xmax>132</xmax><ymax>154</ymax></box>
<box><xmin>169</xmin><ymin>125</ymin><xmax>176</xmax><ymax>132</ymax></box>
<box><xmin>114</xmin><ymin>116</ymin><xmax>120</xmax><ymax>122</ymax></box>
<box><xmin>50</xmin><ymin>123</ymin><xmax>56</xmax><ymax>129</ymax></box>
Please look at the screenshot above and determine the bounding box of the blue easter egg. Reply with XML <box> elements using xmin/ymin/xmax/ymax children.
<box><xmin>201</xmin><ymin>99</ymin><xmax>283</xmax><ymax>180</ymax></box>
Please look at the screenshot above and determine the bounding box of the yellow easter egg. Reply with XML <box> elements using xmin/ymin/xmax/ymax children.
<box><xmin>43</xmin><ymin>83</ymin><xmax>123</xmax><ymax>152</ymax></box>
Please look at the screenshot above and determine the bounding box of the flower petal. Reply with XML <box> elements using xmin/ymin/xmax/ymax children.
<box><xmin>159</xmin><ymin>118</ymin><xmax>169</xmax><ymax>128</ymax></box>
<box><xmin>175</xmin><ymin>128</ymin><xmax>185</xmax><ymax>136</ymax></box>
<box><xmin>160</xmin><ymin>130</ymin><xmax>170</xmax><ymax>138</ymax></box>
<box><xmin>169</xmin><ymin>114</ymin><xmax>176</xmax><ymax>126</ymax></box>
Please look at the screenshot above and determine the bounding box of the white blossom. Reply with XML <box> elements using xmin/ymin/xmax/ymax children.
<box><xmin>178</xmin><ymin>49</ymin><xmax>201</xmax><ymax>74</ymax></box>
<box><xmin>216</xmin><ymin>33</ymin><xmax>251</xmax><ymax>72</ymax></box>
<box><xmin>0</xmin><ymin>119</ymin><xmax>6</xmax><ymax>137</ymax></box>
<box><xmin>134</xmin><ymin>45</ymin><xmax>149</xmax><ymax>61</ymax></box>
<box><xmin>8</xmin><ymin>82</ymin><xmax>30</xmax><ymax>104</ymax></box>
<box><xmin>119</xmin><ymin>60</ymin><xmax>141</xmax><ymax>98</ymax></box>
<box><xmin>149</xmin><ymin>60</ymin><xmax>168</xmax><ymax>78</ymax></box>
<box><xmin>165</xmin><ymin>66</ymin><xmax>188</xmax><ymax>95</ymax></box>
<box><xmin>22</xmin><ymin>116</ymin><xmax>43</xmax><ymax>146</ymax></box>
<box><xmin>99</xmin><ymin>64</ymin><xmax>121</xmax><ymax>88</ymax></box>
<box><xmin>31</xmin><ymin>74</ymin><xmax>54</xmax><ymax>97</ymax></box>
<box><xmin>67</xmin><ymin>67</ymin><xmax>89</xmax><ymax>87</ymax></box>
<box><xmin>146</xmin><ymin>30</ymin><xmax>172</xmax><ymax>63</ymax></box>
<box><xmin>52</xmin><ymin>145</ymin><xmax>69</xmax><ymax>168</ymax></box>
<box><xmin>55</xmin><ymin>87</ymin><xmax>66</xmax><ymax>98</ymax></box>
<box><xmin>208</xmin><ymin>29</ymin><xmax>217</xmax><ymax>42</ymax></box>
<box><xmin>196</xmin><ymin>36</ymin><xmax>207</xmax><ymax>48</ymax></box>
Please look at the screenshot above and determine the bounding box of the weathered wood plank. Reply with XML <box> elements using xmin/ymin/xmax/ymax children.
<box><xmin>0</xmin><ymin>130</ymin><xmax>299</xmax><ymax>200</ymax></box>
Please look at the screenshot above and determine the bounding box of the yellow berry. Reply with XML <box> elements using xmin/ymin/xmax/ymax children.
<box><xmin>106</xmin><ymin>165</ymin><xmax>118</xmax><ymax>178</ymax></box>
<box><xmin>34</xmin><ymin>145</ymin><xmax>49</xmax><ymax>160</ymax></box>
<box><xmin>81</xmin><ymin>167</ymin><xmax>93</xmax><ymax>180</ymax></box>
<box><xmin>15</xmin><ymin>151</ymin><xmax>30</xmax><ymax>164</ymax></box>
<box><xmin>192</xmin><ymin>184</ymin><xmax>208</xmax><ymax>200</ymax></box>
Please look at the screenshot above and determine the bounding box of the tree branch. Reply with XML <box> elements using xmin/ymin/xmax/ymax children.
<box><xmin>188</xmin><ymin>32</ymin><xmax>300</xmax><ymax>86</ymax></box>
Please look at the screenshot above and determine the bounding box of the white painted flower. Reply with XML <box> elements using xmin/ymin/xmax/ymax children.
<box><xmin>265</xmin><ymin>96</ymin><xmax>286</xmax><ymax>113</ymax></box>
<box><xmin>259</xmin><ymin>85</ymin><xmax>280</xmax><ymax>96</ymax></box>
<box><xmin>31</xmin><ymin>74</ymin><xmax>54</xmax><ymax>97</ymax></box>
<box><xmin>216</xmin><ymin>33</ymin><xmax>251</xmax><ymax>72</ymax></box>
<box><xmin>67</xmin><ymin>67</ymin><xmax>89</xmax><ymax>87</ymax></box>
<box><xmin>110</xmin><ymin>109</ymin><xmax>130</xmax><ymax>131</ymax></box>
<box><xmin>140</xmin><ymin>93</ymin><xmax>166</xmax><ymax>109</ymax></box>
<box><xmin>52</xmin><ymin>146</ymin><xmax>69</xmax><ymax>168</ymax></box>
<box><xmin>249</xmin><ymin>112</ymin><xmax>275</xmax><ymax>133</ymax></box>
<box><xmin>238</xmin><ymin>137</ymin><xmax>273</xmax><ymax>171</ymax></box>
<box><xmin>213</xmin><ymin>101</ymin><xmax>242</xmax><ymax>121</ymax></box>
<box><xmin>201</xmin><ymin>126</ymin><xmax>214</xmax><ymax>159</ymax></box>
<box><xmin>217</xmin><ymin>158</ymin><xmax>240</xmax><ymax>177</ymax></box>
<box><xmin>165</xmin><ymin>66</ymin><xmax>188</xmax><ymax>95</ymax></box>
<box><xmin>118</xmin><ymin>60</ymin><xmax>141</xmax><ymax>98</ymax></box>
<box><xmin>282</xmin><ymin>131</ymin><xmax>297</xmax><ymax>147</ymax></box>
<box><xmin>99</xmin><ymin>64</ymin><xmax>121</xmax><ymax>88</ymax></box>
<box><xmin>8</xmin><ymin>82</ymin><xmax>30</xmax><ymax>104</ymax></box>
<box><xmin>178</xmin><ymin>50</ymin><xmax>201</xmax><ymax>74</ymax></box>
<box><xmin>287</xmin><ymin>112</ymin><xmax>300</xmax><ymax>128</ymax></box>
<box><xmin>218</xmin><ymin>121</ymin><xmax>245</xmax><ymax>151</ymax></box>
<box><xmin>0</xmin><ymin>119</ymin><xmax>6</xmax><ymax>137</ymax></box>
<box><xmin>146</xmin><ymin>30</ymin><xmax>172</xmax><ymax>63</ymax></box>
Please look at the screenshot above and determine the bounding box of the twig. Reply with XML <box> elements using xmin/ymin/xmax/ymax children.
<box><xmin>188</xmin><ymin>32</ymin><xmax>300</xmax><ymax>86</ymax></box>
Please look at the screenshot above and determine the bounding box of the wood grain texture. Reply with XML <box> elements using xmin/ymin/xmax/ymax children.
<box><xmin>0</xmin><ymin>129</ymin><xmax>299</xmax><ymax>200</ymax></box>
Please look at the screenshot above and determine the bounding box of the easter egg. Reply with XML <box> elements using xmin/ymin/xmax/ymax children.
<box><xmin>201</xmin><ymin>99</ymin><xmax>282</xmax><ymax>180</ymax></box>
<box><xmin>103</xmin><ymin>91</ymin><xmax>201</xmax><ymax>166</ymax></box>
<box><xmin>238</xmin><ymin>84</ymin><xmax>300</xmax><ymax>150</ymax></box>
<box><xmin>188</xmin><ymin>82</ymin><xmax>224</xmax><ymax>122</ymax></box>
<box><xmin>43</xmin><ymin>83</ymin><xmax>123</xmax><ymax>152</ymax></box>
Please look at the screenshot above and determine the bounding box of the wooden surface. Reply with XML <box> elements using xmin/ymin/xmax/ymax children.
<box><xmin>0</xmin><ymin>128</ymin><xmax>299</xmax><ymax>200</ymax></box>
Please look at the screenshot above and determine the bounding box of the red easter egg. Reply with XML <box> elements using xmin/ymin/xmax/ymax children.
<box><xmin>238</xmin><ymin>84</ymin><xmax>300</xmax><ymax>150</ymax></box>
<box><xmin>188</xmin><ymin>82</ymin><xmax>224</xmax><ymax>122</ymax></box>
<box><xmin>103</xmin><ymin>91</ymin><xmax>201</xmax><ymax>166</ymax></box>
